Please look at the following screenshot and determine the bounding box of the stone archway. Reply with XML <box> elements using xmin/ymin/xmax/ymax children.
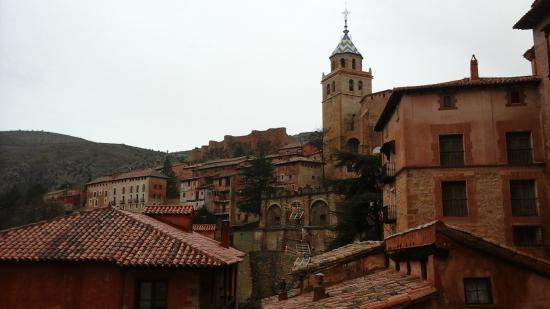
<box><xmin>310</xmin><ymin>200</ymin><xmax>330</xmax><ymax>227</ymax></box>
<box><xmin>266</xmin><ymin>204</ymin><xmax>282</xmax><ymax>228</ymax></box>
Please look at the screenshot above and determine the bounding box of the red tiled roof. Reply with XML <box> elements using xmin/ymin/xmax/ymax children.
<box><xmin>514</xmin><ymin>0</ymin><xmax>550</xmax><ymax>29</ymax></box>
<box><xmin>193</xmin><ymin>224</ymin><xmax>216</xmax><ymax>232</ymax></box>
<box><xmin>143</xmin><ymin>205</ymin><xmax>194</xmax><ymax>215</ymax></box>
<box><xmin>374</xmin><ymin>76</ymin><xmax>541</xmax><ymax>131</ymax></box>
<box><xmin>87</xmin><ymin>168</ymin><xmax>167</xmax><ymax>185</ymax></box>
<box><xmin>385</xmin><ymin>221</ymin><xmax>550</xmax><ymax>278</ymax></box>
<box><xmin>292</xmin><ymin>241</ymin><xmax>383</xmax><ymax>273</ymax></box>
<box><xmin>262</xmin><ymin>269</ymin><xmax>435</xmax><ymax>309</ymax></box>
<box><xmin>0</xmin><ymin>207</ymin><xmax>243</xmax><ymax>267</ymax></box>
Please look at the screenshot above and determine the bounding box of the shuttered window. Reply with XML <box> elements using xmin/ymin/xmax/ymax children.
<box><xmin>442</xmin><ymin>181</ymin><xmax>467</xmax><ymax>216</ymax></box>
<box><xmin>440</xmin><ymin>135</ymin><xmax>464</xmax><ymax>166</ymax></box>
<box><xmin>506</xmin><ymin>132</ymin><xmax>532</xmax><ymax>164</ymax></box>
<box><xmin>510</xmin><ymin>180</ymin><xmax>537</xmax><ymax>216</ymax></box>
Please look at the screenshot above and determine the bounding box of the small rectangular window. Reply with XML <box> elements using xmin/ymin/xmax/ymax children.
<box><xmin>506</xmin><ymin>132</ymin><xmax>532</xmax><ymax>165</ymax></box>
<box><xmin>513</xmin><ymin>226</ymin><xmax>543</xmax><ymax>247</ymax></box>
<box><xmin>137</xmin><ymin>281</ymin><xmax>167</xmax><ymax>309</ymax></box>
<box><xmin>464</xmin><ymin>278</ymin><xmax>492</xmax><ymax>304</ymax></box>
<box><xmin>510</xmin><ymin>180</ymin><xmax>537</xmax><ymax>216</ymax></box>
<box><xmin>440</xmin><ymin>94</ymin><xmax>455</xmax><ymax>109</ymax></box>
<box><xmin>442</xmin><ymin>181</ymin><xmax>468</xmax><ymax>216</ymax></box>
<box><xmin>510</xmin><ymin>90</ymin><xmax>521</xmax><ymax>104</ymax></box>
<box><xmin>439</xmin><ymin>134</ymin><xmax>464</xmax><ymax>166</ymax></box>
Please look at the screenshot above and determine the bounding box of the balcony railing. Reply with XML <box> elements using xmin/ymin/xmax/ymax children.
<box><xmin>507</xmin><ymin>149</ymin><xmax>533</xmax><ymax>165</ymax></box>
<box><xmin>382</xmin><ymin>204</ymin><xmax>396</xmax><ymax>223</ymax></box>
<box><xmin>440</xmin><ymin>151</ymin><xmax>464</xmax><ymax>167</ymax></box>
<box><xmin>381</xmin><ymin>162</ymin><xmax>396</xmax><ymax>183</ymax></box>
<box><xmin>511</xmin><ymin>198</ymin><xmax>538</xmax><ymax>216</ymax></box>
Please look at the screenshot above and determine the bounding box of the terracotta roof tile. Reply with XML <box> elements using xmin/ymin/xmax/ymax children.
<box><xmin>374</xmin><ymin>75</ymin><xmax>541</xmax><ymax>131</ymax></box>
<box><xmin>87</xmin><ymin>168</ymin><xmax>167</xmax><ymax>185</ymax></box>
<box><xmin>143</xmin><ymin>205</ymin><xmax>194</xmax><ymax>215</ymax></box>
<box><xmin>293</xmin><ymin>241</ymin><xmax>383</xmax><ymax>273</ymax></box>
<box><xmin>193</xmin><ymin>224</ymin><xmax>217</xmax><ymax>232</ymax></box>
<box><xmin>262</xmin><ymin>269</ymin><xmax>435</xmax><ymax>308</ymax></box>
<box><xmin>0</xmin><ymin>208</ymin><xmax>243</xmax><ymax>267</ymax></box>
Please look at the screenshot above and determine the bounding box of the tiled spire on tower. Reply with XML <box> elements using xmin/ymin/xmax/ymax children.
<box><xmin>331</xmin><ymin>8</ymin><xmax>362</xmax><ymax>57</ymax></box>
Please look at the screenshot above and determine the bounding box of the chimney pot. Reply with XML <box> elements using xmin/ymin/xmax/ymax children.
<box><xmin>312</xmin><ymin>273</ymin><xmax>328</xmax><ymax>301</ymax></box>
<box><xmin>470</xmin><ymin>54</ymin><xmax>479</xmax><ymax>81</ymax></box>
<box><xmin>221</xmin><ymin>220</ymin><xmax>231</xmax><ymax>248</ymax></box>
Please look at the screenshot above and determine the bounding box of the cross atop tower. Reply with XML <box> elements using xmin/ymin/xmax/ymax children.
<box><xmin>342</xmin><ymin>7</ymin><xmax>350</xmax><ymax>34</ymax></box>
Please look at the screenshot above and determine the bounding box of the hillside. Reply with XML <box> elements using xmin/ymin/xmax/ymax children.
<box><xmin>0</xmin><ymin>131</ymin><xmax>166</xmax><ymax>194</ymax></box>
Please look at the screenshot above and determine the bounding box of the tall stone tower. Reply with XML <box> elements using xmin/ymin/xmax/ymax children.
<box><xmin>322</xmin><ymin>13</ymin><xmax>373</xmax><ymax>179</ymax></box>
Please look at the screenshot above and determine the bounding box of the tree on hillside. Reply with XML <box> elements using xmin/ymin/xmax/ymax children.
<box><xmin>329</xmin><ymin>151</ymin><xmax>383</xmax><ymax>249</ymax></box>
<box><xmin>307</xmin><ymin>128</ymin><xmax>329</xmax><ymax>185</ymax></box>
<box><xmin>238</xmin><ymin>155</ymin><xmax>276</xmax><ymax>215</ymax></box>
<box><xmin>162</xmin><ymin>156</ymin><xmax>179</xmax><ymax>199</ymax></box>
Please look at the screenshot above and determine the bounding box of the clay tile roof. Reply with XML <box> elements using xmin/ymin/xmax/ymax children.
<box><xmin>292</xmin><ymin>241</ymin><xmax>383</xmax><ymax>273</ymax></box>
<box><xmin>385</xmin><ymin>220</ymin><xmax>550</xmax><ymax>278</ymax></box>
<box><xmin>0</xmin><ymin>207</ymin><xmax>243</xmax><ymax>267</ymax></box>
<box><xmin>514</xmin><ymin>0</ymin><xmax>550</xmax><ymax>29</ymax></box>
<box><xmin>193</xmin><ymin>224</ymin><xmax>216</xmax><ymax>232</ymax></box>
<box><xmin>262</xmin><ymin>269</ymin><xmax>435</xmax><ymax>309</ymax></box>
<box><xmin>87</xmin><ymin>168</ymin><xmax>168</xmax><ymax>185</ymax></box>
<box><xmin>374</xmin><ymin>75</ymin><xmax>541</xmax><ymax>131</ymax></box>
<box><xmin>143</xmin><ymin>205</ymin><xmax>194</xmax><ymax>215</ymax></box>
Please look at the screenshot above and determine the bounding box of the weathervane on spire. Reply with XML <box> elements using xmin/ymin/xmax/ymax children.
<box><xmin>342</xmin><ymin>3</ymin><xmax>350</xmax><ymax>34</ymax></box>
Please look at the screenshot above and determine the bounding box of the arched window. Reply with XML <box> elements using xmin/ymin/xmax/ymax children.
<box><xmin>331</xmin><ymin>61</ymin><xmax>335</xmax><ymax>71</ymax></box>
<box><xmin>345</xmin><ymin>138</ymin><xmax>360</xmax><ymax>153</ymax></box>
<box><xmin>332</xmin><ymin>81</ymin><xmax>336</xmax><ymax>92</ymax></box>
<box><xmin>340</xmin><ymin>58</ymin><xmax>346</xmax><ymax>68</ymax></box>
<box><xmin>310</xmin><ymin>200</ymin><xmax>329</xmax><ymax>226</ymax></box>
<box><xmin>352</xmin><ymin>59</ymin><xmax>356</xmax><ymax>69</ymax></box>
<box><xmin>266</xmin><ymin>205</ymin><xmax>282</xmax><ymax>228</ymax></box>
<box><xmin>358</xmin><ymin>80</ymin><xmax>363</xmax><ymax>90</ymax></box>
<box><xmin>326</xmin><ymin>84</ymin><xmax>330</xmax><ymax>95</ymax></box>
<box><xmin>349</xmin><ymin>79</ymin><xmax>354</xmax><ymax>91</ymax></box>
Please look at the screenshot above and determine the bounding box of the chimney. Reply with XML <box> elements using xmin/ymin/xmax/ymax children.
<box><xmin>312</xmin><ymin>273</ymin><xmax>329</xmax><ymax>302</ymax></box>
<box><xmin>221</xmin><ymin>220</ymin><xmax>231</xmax><ymax>248</ymax></box>
<box><xmin>470</xmin><ymin>54</ymin><xmax>479</xmax><ymax>81</ymax></box>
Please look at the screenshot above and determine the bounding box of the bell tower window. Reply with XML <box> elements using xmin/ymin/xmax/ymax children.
<box><xmin>340</xmin><ymin>58</ymin><xmax>346</xmax><ymax>68</ymax></box>
<box><xmin>331</xmin><ymin>61</ymin><xmax>335</xmax><ymax>71</ymax></box>
<box><xmin>352</xmin><ymin>59</ymin><xmax>356</xmax><ymax>69</ymax></box>
<box><xmin>349</xmin><ymin>79</ymin><xmax>354</xmax><ymax>91</ymax></box>
<box><xmin>326</xmin><ymin>84</ymin><xmax>330</xmax><ymax>95</ymax></box>
<box><xmin>332</xmin><ymin>81</ymin><xmax>335</xmax><ymax>92</ymax></box>
<box><xmin>358</xmin><ymin>80</ymin><xmax>363</xmax><ymax>90</ymax></box>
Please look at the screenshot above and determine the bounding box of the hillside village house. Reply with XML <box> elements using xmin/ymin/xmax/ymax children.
<box><xmin>0</xmin><ymin>205</ymin><xmax>244</xmax><ymax>309</ymax></box>
<box><xmin>86</xmin><ymin>168</ymin><xmax>168</xmax><ymax>211</ymax></box>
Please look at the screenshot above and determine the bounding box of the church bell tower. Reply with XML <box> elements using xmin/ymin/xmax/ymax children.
<box><xmin>321</xmin><ymin>9</ymin><xmax>373</xmax><ymax>180</ymax></box>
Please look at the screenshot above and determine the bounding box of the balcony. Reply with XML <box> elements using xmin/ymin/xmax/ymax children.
<box><xmin>382</xmin><ymin>204</ymin><xmax>396</xmax><ymax>223</ymax></box>
<box><xmin>381</xmin><ymin>162</ymin><xmax>396</xmax><ymax>183</ymax></box>
<box><xmin>507</xmin><ymin>149</ymin><xmax>533</xmax><ymax>165</ymax></box>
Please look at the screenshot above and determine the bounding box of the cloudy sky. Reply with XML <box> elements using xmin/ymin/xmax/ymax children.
<box><xmin>0</xmin><ymin>0</ymin><xmax>535</xmax><ymax>152</ymax></box>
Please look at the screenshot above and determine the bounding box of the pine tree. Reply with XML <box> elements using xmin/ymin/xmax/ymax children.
<box><xmin>237</xmin><ymin>155</ymin><xmax>276</xmax><ymax>215</ymax></box>
<box><xmin>329</xmin><ymin>151</ymin><xmax>383</xmax><ymax>249</ymax></box>
<box><xmin>162</xmin><ymin>156</ymin><xmax>179</xmax><ymax>199</ymax></box>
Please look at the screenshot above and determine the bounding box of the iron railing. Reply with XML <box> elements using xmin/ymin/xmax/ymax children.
<box><xmin>440</xmin><ymin>151</ymin><xmax>464</xmax><ymax>167</ymax></box>
<box><xmin>507</xmin><ymin>148</ymin><xmax>533</xmax><ymax>165</ymax></box>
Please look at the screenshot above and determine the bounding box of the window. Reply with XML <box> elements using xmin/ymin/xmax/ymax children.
<box><xmin>122</xmin><ymin>187</ymin><xmax>125</xmax><ymax>194</ymax></box>
<box><xmin>440</xmin><ymin>94</ymin><xmax>455</xmax><ymax>109</ymax></box>
<box><xmin>348</xmin><ymin>79</ymin><xmax>354</xmax><ymax>91</ymax></box>
<box><xmin>358</xmin><ymin>80</ymin><xmax>363</xmax><ymax>90</ymax></box>
<box><xmin>130</xmin><ymin>186</ymin><xmax>133</xmax><ymax>193</ymax></box>
<box><xmin>326</xmin><ymin>83</ymin><xmax>330</xmax><ymax>95</ymax></box>
<box><xmin>510</xmin><ymin>180</ymin><xmax>537</xmax><ymax>216</ymax></box>
<box><xmin>137</xmin><ymin>281</ymin><xmax>167</xmax><ymax>309</ymax></box>
<box><xmin>136</xmin><ymin>185</ymin><xmax>139</xmax><ymax>192</ymax></box>
<box><xmin>332</xmin><ymin>81</ymin><xmax>335</xmax><ymax>92</ymax></box>
<box><xmin>513</xmin><ymin>226</ymin><xmax>543</xmax><ymax>246</ymax></box>
<box><xmin>464</xmin><ymin>278</ymin><xmax>492</xmax><ymax>304</ymax></box>
<box><xmin>439</xmin><ymin>134</ymin><xmax>464</xmax><ymax>166</ymax></box>
<box><xmin>507</xmin><ymin>132</ymin><xmax>532</xmax><ymax>164</ymax></box>
<box><xmin>218</xmin><ymin>179</ymin><xmax>222</xmax><ymax>186</ymax></box>
<box><xmin>331</xmin><ymin>61</ymin><xmax>335</xmax><ymax>70</ymax></box>
<box><xmin>142</xmin><ymin>184</ymin><xmax>146</xmax><ymax>192</ymax></box>
<box><xmin>113</xmin><ymin>188</ymin><xmax>116</xmax><ymax>195</ymax></box>
<box><xmin>510</xmin><ymin>90</ymin><xmax>521</xmax><ymax>104</ymax></box>
<box><xmin>340</xmin><ymin>58</ymin><xmax>346</xmax><ymax>68</ymax></box>
<box><xmin>442</xmin><ymin>181</ymin><xmax>467</xmax><ymax>216</ymax></box>
<box><xmin>352</xmin><ymin>58</ymin><xmax>356</xmax><ymax>69</ymax></box>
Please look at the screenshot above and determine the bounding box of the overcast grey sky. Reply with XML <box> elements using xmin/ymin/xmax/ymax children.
<box><xmin>0</xmin><ymin>0</ymin><xmax>535</xmax><ymax>152</ymax></box>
